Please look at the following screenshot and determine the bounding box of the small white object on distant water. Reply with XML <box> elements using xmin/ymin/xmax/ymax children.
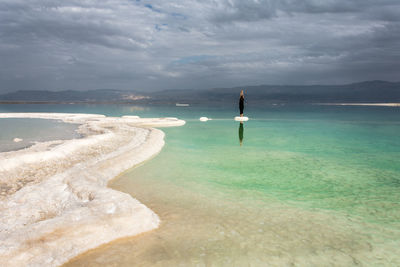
<box><xmin>13</xmin><ymin>138</ymin><xmax>23</xmax><ymax>143</ymax></box>
<box><xmin>199</xmin><ymin>117</ymin><xmax>209</xmax><ymax>122</ymax></box>
<box><xmin>176</xmin><ymin>103</ymin><xmax>190</xmax><ymax>107</ymax></box>
<box><xmin>234</xmin><ymin>116</ymin><xmax>249</xmax><ymax>121</ymax></box>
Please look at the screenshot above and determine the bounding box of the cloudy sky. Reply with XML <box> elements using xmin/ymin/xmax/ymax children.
<box><xmin>0</xmin><ymin>0</ymin><xmax>399</xmax><ymax>92</ymax></box>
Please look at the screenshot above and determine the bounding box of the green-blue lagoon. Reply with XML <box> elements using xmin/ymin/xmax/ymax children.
<box><xmin>1</xmin><ymin>104</ymin><xmax>399</xmax><ymax>266</ymax></box>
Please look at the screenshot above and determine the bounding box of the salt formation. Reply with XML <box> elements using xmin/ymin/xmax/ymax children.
<box><xmin>199</xmin><ymin>117</ymin><xmax>209</xmax><ymax>121</ymax></box>
<box><xmin>0</xmin><ymin>113</ymin><xmax>185</xmax><ymax>267</ymax></box>
<box><xmin>13</xmin><ymin>138</ymin><xmax>23</xmax><ymax>143</ymax></box>
<box><xmin>234</xmin><ymin>116</ymin><xmax>249</xmax><ymax>122</ymax></box>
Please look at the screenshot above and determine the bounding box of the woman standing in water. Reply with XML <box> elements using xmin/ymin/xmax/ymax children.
<box><xmin>239</xmin><ymin>90</ymin><xmax>244</xmax><ymax>117</ymax></box>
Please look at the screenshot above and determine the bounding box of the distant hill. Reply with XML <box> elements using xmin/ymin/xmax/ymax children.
<box><xmin>147</xmin><ymin>80</ymin><xmax>400</xmax><ymax>105</ymax></box>
<box><xmin>0</xmin><ymin>89</ymin><xmax>149</xmax><ymax>103</ymax></box>
<box><xmin>1</xmin><ymin>81</ymin><xmax>399</xmax><ymax>104</ymax></box>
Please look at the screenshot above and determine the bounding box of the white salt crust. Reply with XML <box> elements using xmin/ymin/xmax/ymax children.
<box><xmin>0</xmin><ymin>113</ymin><xmax>185</xmax><ymax>267</ymax></box>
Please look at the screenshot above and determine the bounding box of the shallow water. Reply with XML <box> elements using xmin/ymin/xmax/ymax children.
<box><xmin>60</xmin><ymin>104</ymin><xmax>400</xmax><ymax>266</ymax></box>
<box><xmin>1</xmin><ymin>104</ymin><xmax>399</xmax><ymax>265</ymax></box>
<box><xmin>0</xmin><ymin>118</ymin><xmax>80</xmax><ymax>152</ymax></box>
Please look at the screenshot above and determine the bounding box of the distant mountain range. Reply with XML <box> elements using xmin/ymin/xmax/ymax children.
<box><xmin>0</xmin><ymin>89</ymin><xmax>149</xmax><ymax>103</ymax></box>
<box><xmin>0</xmin><ymin>80</ymin><xmax>399</xmax><ymax>105</ymax></box>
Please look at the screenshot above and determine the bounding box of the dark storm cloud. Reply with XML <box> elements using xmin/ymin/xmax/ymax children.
<box><xmin>0</xmin><ymin>0</ymin><xmax>399</xmax><ymax>92</ymax></box>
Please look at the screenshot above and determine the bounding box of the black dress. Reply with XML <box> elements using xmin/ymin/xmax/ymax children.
<box><xmin>239</xmin><ymin>96</ymin><xmax>244</xmax><ymax>114</ymax></box>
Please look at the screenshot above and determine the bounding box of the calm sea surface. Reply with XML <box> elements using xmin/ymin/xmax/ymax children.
<box><xmin>1</xmin><ymin>104</ymin><xmax>399</xmax><ymax>266</ymax></box>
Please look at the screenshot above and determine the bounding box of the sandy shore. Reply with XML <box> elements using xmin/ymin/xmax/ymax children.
<box><xmin>315</xmin><ymin>103</ymin><xmax>400</xmax><ymax>107</ymax></box>
<box><xmin>0</xmin><ymin>113</ymin><xmax>185</xmax><ymax>267</ymax></box>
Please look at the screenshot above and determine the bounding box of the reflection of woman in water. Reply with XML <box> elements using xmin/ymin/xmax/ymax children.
<box><xmin>238</xmin><ymin>122</ymin><xmax>244</xmax><ymax>146</ymax></box>
<box><xmin>239</xmin><ymin>90</ymin><xmax>244</xmax><ymax>117</ymax></box>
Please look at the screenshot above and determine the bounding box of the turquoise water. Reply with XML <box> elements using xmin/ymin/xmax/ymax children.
<box><xmin>161</xmin><ymin>116</ymin><xmax>400</xmax><ymax>225</ymax></box>
<box><xmin>2</xmin><ymin>104</ymin><xmax>400</xmax><ymax>265</ymax></box>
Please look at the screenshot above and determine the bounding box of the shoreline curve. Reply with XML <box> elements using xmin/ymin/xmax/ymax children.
<box><xmin>0</xmin><ymin>113</ymin><xmax>185</xmax><ymax>267</ymax></box>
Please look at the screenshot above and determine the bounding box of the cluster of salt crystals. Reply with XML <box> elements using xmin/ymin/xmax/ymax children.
<box><xmin>0</xmin><ymin>113</ymin><xmax>185</xmax><ymax>267</ymax></box>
